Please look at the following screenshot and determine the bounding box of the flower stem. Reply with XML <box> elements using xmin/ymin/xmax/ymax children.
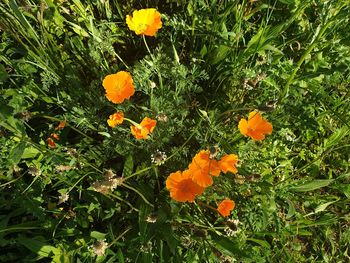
<box><xmin>122</xmin><ymin>182</ymin><xmax>154</xmax><ymax>207</ymax></box>
<box><xmin>196</xmin><ymin>200</ymin><xmax>217</xmax><ymax>213</ymax></box>
<box><xmin>142</xmin><ymin>35</ymin><xmax>164</xmax><ymax>109</ymax></box>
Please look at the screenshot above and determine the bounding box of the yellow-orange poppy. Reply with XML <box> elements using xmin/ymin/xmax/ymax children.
<box><xmin>126</xmin><ymin>8</ymin><xmax>162</xmax><ymax>36</ymax></box>
<box><xmin>238</xmin><ymin>111</ymin><xmax>273</xmax><ymax>140</ymax></box>
<box><xmin>130</xmin><ymin>117</ymin><xmax>157</xmax><ymax>139</ymax></box>
<box><xmin>166</xmin><ymin>170</ymin><xmax>204</xmax><ymax>202</ymax></box>
<box><xmin>102</xmin><ymin>71</ymin><xmax>135</xmax><ymax>104</ymax></box>
<box><xmin>188</xmin><ymin>150</ymin><xmax>221</xmax><ymax>187</ymax></box>
<box><xmin>217</xmin><ymin>199</ymin><xmax>235</xmax><ymax>217</ymax></box>
<box><xmin>50</xmin><ymin>133</ymin><xmax>60</xmax><ymax>141</ymax></box>
<box><xmin>55</xmin><ymin>121</ymin><xmax>66</xmax><ymax>130</ymax></box>
<box><xmin>218</xmin><ymin>154</ymin><xmax>238</xmax><ymax>174</ymax></box>
<box><xmin>107</xmin><ymin>112</ymin><xmax>124</xmax><ymax>128</ymax></box>
<box><xmin>47</xmin><ymin>137</ymin><xmax>56</xmax><ymax>148</ymax></box>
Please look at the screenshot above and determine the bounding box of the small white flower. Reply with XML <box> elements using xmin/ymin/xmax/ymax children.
<box><xmin>91</xmin><ymin>240</ymin><xmax>108</xmax><ymax>256</ymax></box>
<box><xmin>151</xmin><ymin>150</ymin><xmax>167</xmax><ymax>166</ymax></box>
<box><xmin>140</xmin><ymin>241</ymin><xmax>152</xmax><ymax>253</ymax></box>
<box><xmin>224</xmin><ymin>219</ymin><xmax>241</xmax><ymax>237</ymax></box>
<box><xmin>58</xmin><ymin>193</ymin><xmax>69</xmax><ymax>205</ymax></box>
<box><xmin>108</xmin><ymin>177</ymin><xmax>124</xmax><ymax>191</ymax></box>
<box><xmin>55</xmin><ymin>165</ymin><xmax>73</xmax><ymax>173</ymax></box>
<box><xmin>150</xmin><ymin>81</ymin><xmax>156</xmax><ymax>89</ymax></box>
<box><xmin>156</xmin><ymin>113</ymin><xmax>168</xmax><ymax>122</ymax></box>
<box><xmin>103</xmin><ymin>169</ymin><xmax>116</xmax><ymax>180</ymax></box>
<box><xmin>28</xmin><ymin>166</ymin><xmax>41</xmax><ymax>177</ymax></box>
<box><xmin>146</xmin><ymin>214</ymin><xmax>157</xmax><ymax>223</ymax></box>
<box><xmin>92</xmin><ymin>181</ymin><xmax>110</xmax><ymax>194</ymax></box>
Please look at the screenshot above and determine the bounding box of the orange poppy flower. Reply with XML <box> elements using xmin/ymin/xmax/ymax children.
<box><xmin>130</xmin><ymin>117</ymin><xmax>157</xmax><ymax>139</ymax></box>
<box><xmin>217</xmin><ymin>199</ymin><xmax>235</xmax><ymax>217</ymax></box>
<box><xmin>238</xmin><ymin>111</ymin><xmax>273</xmax><ymax>140</ymax></box>
<box><xmin>51</xmin><ymin>133</ymin><xmax>60</xmax><ymax>140</ymax></box>
<box><xmin>107</xmin><ymin>112</ymin><xmax>124</xmax><ymax>128</ymax></box>
<box><xmin>126</xmin><ymin>8</ymin><xmax>162</xmax><ymax>36</ymax></box>
<box><xmin>47</xmin><ymin>137</ymin><xmax>56</xmax><ymax>148</ymax></box>
<box><xmin>102</xmin><ymin>71</ymin><xmax>135</xmax><ymax>104</ymax></box>
<box><xmin>166</xmin><ymin>170</ymin><xmax>204</xmax><ymax>202</ymax></box>
<box><xmin>188</xmin><ymin>150</ymin><xmax>221</xmax><ymax>187</ymax></box>
<box><xmin>218</xmin><ymin>154</ymin><xmax>238</xmax><ymax>174</ymax></box>
<box><xmin>55</xmin><ymin>121</ymin><xmax>66</xmax><ymax>130</ymax></box>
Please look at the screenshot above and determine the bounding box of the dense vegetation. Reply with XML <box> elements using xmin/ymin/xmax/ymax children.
<box><xmin>0</xmin><ymin>0</ymin><xmax>349</xmax><ymax>262</ymax></box>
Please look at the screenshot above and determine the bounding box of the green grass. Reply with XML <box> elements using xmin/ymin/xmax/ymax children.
<box><xmin>1</xmin><ymin>0</ymin><xmax>350</xmax><ymax>262</ymax></box>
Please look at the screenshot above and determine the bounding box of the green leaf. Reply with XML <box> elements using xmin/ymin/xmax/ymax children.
<box><xmin>22</xmin><ymin>146</ymin><xmax>41</xmax><ymax>159</ymax></box>
<box><xmin>116</xmin><ymin>249</ymin><xmax>125</xmax><ymax>263</ymax></box>
<box><xmin>290</xmin><ymin>179</ymin><xmax>334</xmax><ymax>192</ymax></box>
<box><xmin>286</xmin><ymin>199</ymin><xmax>296</xmax><ymax>219</ymax></box>
<box><xmin>324</xmin><ymin>126</ymin><xmax>349</xmax><ymax>149</ymax></box>
<box><xmin>90</xmin><ymin>231</ymin><xmax>107</xmax><ymax>240</ymax></box>
<box><xmin>212</xmin><ymin>235</ymin><xmax>245</xmax><ymax>257</ymax></box>
<box><xmin>17</xmin><ymin>237</ymin><xmax>60</xmax><ymax>259</ymax></box>
<box><xmin>246</xmin><ymin>238</ymin><xmax>271</xmax><ymax>249</ymax></box>
<box><xmin>98</xmin><ymin>132</ymin><xmax>111</xmax><ymax>138</ymax></box>
<box><xmin>139</xmin><ymin>203</ymin><xmax>152</xmax><ymax>241</ymax></box>
<box><xmin>122</xmin><ymin>155</ymin><xmax>133</xmax><ymax>177</ymax></box>
<box><xmin>159</xmin><ymin>223</ymin><xmax>178</xmax><ymax>254</ymax></box>
<box><xmin>314</xmin><ymin>200</ymin><xmax>338</xmax><ymax>214</ymax></box>
<box><xmin>10</xmin><ymin>141</ymin><xmax>27</xmax><ymax>165</ymax></box>
<box><xmin>0</xmin><ymin>64</ymin><xmax>9</xmax><ymax>82</ymax></box>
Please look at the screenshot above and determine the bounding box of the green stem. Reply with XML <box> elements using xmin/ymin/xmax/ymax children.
<box><xmin>108</xmin><ymin>227</ymin><xmax>132</xmax><ymax>247</ymax></box>
<box><xmin>68</xmin><ymin>172</ymin><xmax>93</xmax><ymax>193</ymax></box>
<box><xmin>0</xmin><ymin>227</ymin><xmax>42</xmax><ymax>233</ymax></box>
<box><xmin>124</xmin><ymin>117</ymin><xmax>142</xmax><ymax>128</ymax></box>
<box><xmin>196</xmin><ymin>200</ymin><xmax>217</xmax><ymax>213</ymax></box>
<box><xmin>122</xmin><ymin>182</ymin><xmax>154</xmax><ymax>207</ymax></box>
<box><xmin>153</xmin><ymin>166</ymin><xmax>161</xmax><ymax>192</ymax></box>
<box><xmin>142</xmin><ymin>35</ymin><xmax>164</xmax><ymax>108</ymax></box>
<box><xmin>0</xmin><ymin>174</ymin><xmax>24</xmax><ymax>188</ymax></box>
<box><xmin>108</xmin><ymin>193</ymin><xmax>139</xmax><ymax>212</ymax></box>
<box><xmin>124</xmin><ymin>166</ymin><xmax>153</xmax><ymax>181</ymax></box>
<box><xmin>113</xmin><ymin>51</ymin><xmax>129</xmax><ymax>69</ymax></box>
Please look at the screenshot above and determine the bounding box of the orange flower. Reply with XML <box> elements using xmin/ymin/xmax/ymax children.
<box><xmin>107</xmin><ymin>112</ymin><xmax>124</xmax><ymax>128</ymax></box>
<box><xmin>102</xmin><ymin>71</ymin><xmax>135</xmax><ymax>104</ymax></box>
<box><xmin>55</xmin><ymin>121</ymin><xmax>66</xmax><ymax>130</ymax></box>
<box><xmin>47</xmin><ymin>137</ymin><xmax>56</xmax><ymax>148</ymax></box>
<box><xmin>217</xmin><ymin>199</ymin><xmax>235</xmax><ymax>217</ymax></box>
<box><xmin>238</xmin><ymin>111</ymin><xmax>273</xmax><ymax>140</ymax></box>
<box><xmin>126</xmin><ymin>8</ymin><xmax>162</xmax><ymax>36</ymax></box>
<box><xmin>51</xmin><ymin>133</ymin><xmax>60</xmax><ymax>140</ymax></box>
<box><xmin>166</xmin><ymin>170</ymin><xmax>204</xmax><ymax>202</ymax></box>
<box><xmin>218</xmin><ymin>154</ymin><xmax>238</xmax><ymax>174</ymax></box>
<box><xmin>130</xmin><ymin>117</ymin><xmax>157</xmax><ymax>139</ymax></box>
<box><xmin>188</xmin><ymin>150</ymin><xmax>221</xmax><ymax>187</ymax></box>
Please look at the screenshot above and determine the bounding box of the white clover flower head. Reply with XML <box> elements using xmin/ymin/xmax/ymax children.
<box><xmin>150</xmin><ymin>81</ymin><xmax>156</xmax><ymax>89</ymax></box>
<box><xmin>92</xmin><ymin>181</ymin><xmax>110</xmax><ymax>194</ymax></box>
<box><xmin>224</xmin><ymin>219</ymin><xmax>241</xmax><ymax>237</ymax></box>
<box><xmin>146</xmin><ymin>214</ymin><xmax>157</xmax><ymax>223</ymax></box>
<box><xmin>103</xmin><ymin>169</ymin><xmax>116</xmax><ymax>181</ymax></box>
<box><xmin>151</xmin><ymin>150</ymin><xmax>167</xmax><ymax>166</ymax></box>
<box><xmin>28</xmin><ymin>166</ymin><xmax>41</xmax><ymax>177</ymax></box>
<box><xmin>58</xmin><ymin>193</ymin><xmax>69</xmax><ymax>205</ymax></box>
<box><xmin>156</xmin><ymin>112</ymin><xmax>168</xmax><ymax>122</ymax></box>
<box><xmin>90</xmin><ymin>240</ymin><xmax>108</xmax><ymax>256</ymax></box>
